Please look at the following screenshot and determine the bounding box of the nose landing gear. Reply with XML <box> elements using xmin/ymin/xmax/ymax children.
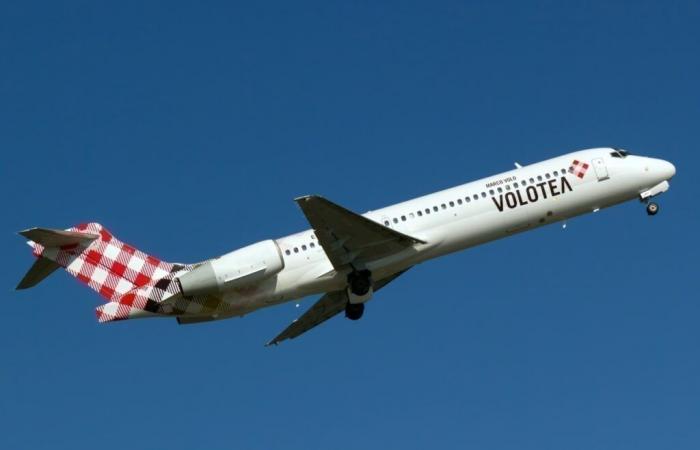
<box><xmin>646</xmin><ymin>202</ymin><xmax>659</xmax><ymax>216</ymax></box>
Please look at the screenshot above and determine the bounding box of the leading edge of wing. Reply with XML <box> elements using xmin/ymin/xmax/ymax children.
<box><xmin>294</xmin><ymin>195</ymin><xmax>426</xmax><ymax>270</ymax></box>
<box><xmin>295</xmin><ymin>195</ymin><xmax>426</xmax><ymax>245</ymax></box>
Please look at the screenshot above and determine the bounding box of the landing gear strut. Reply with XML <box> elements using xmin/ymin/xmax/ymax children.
<box><xmin>646</xmin><ymin>202</ymin><xmax>659</xmax><ymax>216</ymax></box>
<box><xmin>345</xmin><ymin>302</ymin><xmax>364</xmax><ymax>320</ymax></box>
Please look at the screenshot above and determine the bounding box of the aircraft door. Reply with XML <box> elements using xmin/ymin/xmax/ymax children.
<box><xmin>592</xmin><ymin>158</ymin><xmax>609</xmax><ymax>181</ymax></box>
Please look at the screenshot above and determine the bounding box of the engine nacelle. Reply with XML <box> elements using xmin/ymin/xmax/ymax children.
<box><xmin>177</xmin><ymin>240</ymin><xmax>284</xmax><ymax>297</ymax></box>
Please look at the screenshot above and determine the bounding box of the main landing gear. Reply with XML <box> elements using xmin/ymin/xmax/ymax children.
<box><xmin>345</xmin><ymin>270</ymin><xmax>372</xmax><ymax>321</ymax></box>
<box><xmin>646</xmin><ymin>202</ymin><xmax>659</xmax><ymax>216</ymax></box>
<box><xmin>348</xmin><ymin>270</ymin><xmax>372</xmax><ymax>296</ymax></box>
<box><xmin>345</xmin><ymin>302</ymin><xmax>364</xmax><ymax>320</ymax></box>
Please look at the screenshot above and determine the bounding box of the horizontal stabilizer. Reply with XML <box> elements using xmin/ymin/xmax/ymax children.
<box><xmin>16</xmin><ymin>257</ymin><xmax>61</xmax><ymax>290</ymax></box>
<box><xmin>19</xmin><ymin>227</ymin><xmax>99</xmax><ymax>247</ymax></box>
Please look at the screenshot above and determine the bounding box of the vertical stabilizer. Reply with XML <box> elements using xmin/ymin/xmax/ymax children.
<box><xmin>17</xmin><ymin>223</ymin><xmax>190</xmax><ymax>322</ymax></box>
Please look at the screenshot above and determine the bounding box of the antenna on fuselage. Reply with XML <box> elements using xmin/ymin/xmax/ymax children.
<box><xmin>514</xmin><ymin>162</ymin><xmax>523</xmax><ymax>169</ymax></box>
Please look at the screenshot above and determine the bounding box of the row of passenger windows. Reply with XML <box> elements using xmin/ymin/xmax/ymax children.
<box><xmin>284</xmin><ymin>241</ymin><xmax>316</xmax><ymax>256</ymax></box>
<box><xmin>383</xmin><ymin>167</ymin><xmax>570</xmax><ymax>226</ymax></box>
<box><xmin>283</xmin><ymin>167</ymin><xmax>572</xmax><ymax>254</ymax></box>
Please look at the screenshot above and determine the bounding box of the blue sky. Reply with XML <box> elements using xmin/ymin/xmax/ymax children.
<box><xmin>1</xmin><ymin>1</ymin><xmax>699</xmax><ymax>449</ymax></box>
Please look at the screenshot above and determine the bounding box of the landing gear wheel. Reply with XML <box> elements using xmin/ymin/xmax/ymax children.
<box><xmin>345</xmin><ymin>302</ymin><xmax>364</xmax><ymax>321</ymax></box>
<box><xmin>646</xmin><ymin>202</ymin><xmax>659</xmax><ymax>216</ymax></box>
<box><xmin>348</xmin><ymin>270</ymin><xmax>372</xmax><ymax>296</ymax></box>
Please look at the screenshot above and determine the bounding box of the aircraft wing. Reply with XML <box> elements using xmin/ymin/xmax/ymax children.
<box><xmin>266</xmin><ymin>269</ymin><xmax>410</xmax><ymax>346</ymax></box>
<box><xmin>266</xmin><ymin>290</ymin><xmax>347</xmax><ymax>346</ymax></box>
<box><xmin>295</xmin><ymin>195</ymin><xmax>425</xmax><ymax>270</ymax></box>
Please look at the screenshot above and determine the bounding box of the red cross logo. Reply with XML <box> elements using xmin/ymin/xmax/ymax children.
<box><xmin>569</xmin><ymin>160</ymin><xmax>589</xmax><ymax>179</ymax></box>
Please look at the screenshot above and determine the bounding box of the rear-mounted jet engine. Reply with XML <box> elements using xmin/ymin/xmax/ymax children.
<box><xmin>177</xmin><ymin>240</ymin><xmax>284</xmax><ymax>297</ymax></box>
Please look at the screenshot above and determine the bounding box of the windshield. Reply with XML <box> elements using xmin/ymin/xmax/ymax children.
<box><xmin>610</xmin><ymin>148</ymin><xmax>631</xmax><ymax>158</ymax></box>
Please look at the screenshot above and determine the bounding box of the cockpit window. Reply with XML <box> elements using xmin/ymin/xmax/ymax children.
<box><xmin>611</xmin><ymin>148</ymin><xmax>631</xmax><ymax>158</ymax></box>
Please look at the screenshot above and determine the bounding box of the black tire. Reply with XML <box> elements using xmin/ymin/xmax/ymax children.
<box><xmin>345</xmin><ymin>302</ymin><xmax>364</xmax><ymax>321</ymax></box>
<box><xmin>647</xmin><ymin>202</ymin><xmax>659</xmax><ymax>216</ymax></box>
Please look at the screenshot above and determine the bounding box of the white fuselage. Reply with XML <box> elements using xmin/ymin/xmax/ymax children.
<box><xmin>216</xmin><ymin>148</ymin><xmax>675</xmax><ymax>317</ymax></box>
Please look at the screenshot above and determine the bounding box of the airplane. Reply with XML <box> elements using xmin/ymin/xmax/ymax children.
<box><xmin>16</xmin><ymin>147</ymin><xmax>676</xmax><ymax>345</ymax></box>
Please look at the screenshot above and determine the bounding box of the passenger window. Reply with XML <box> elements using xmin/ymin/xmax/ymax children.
<box><xmin>425</xmin><ymin>208</ymin><xmax>431</xmax><ymax>214</ymax></box>
<box><xmin>401</xmin><ymin>215</ymin><xmax>406</xmax><ymax>221</ymax></box>
<box><xmin>489</xmin><ymin>189</ymin><xmax>494</xmax><ymax>196</ymax></box>
<box><xmin>466</xmin><ymin>196</ymin><xmax>471</xmax><ymax>203</ymax></box>
<box><xmin>505</xmin><ymin>185</ymin><xmax>510</xmax><ymax>191</ymax></box>
<box><xmin>433</xmin><ymin>206</ymin><xmax>439</xmax><ymax>212</ymax></box>
<box><xmin>393</xmin><ymin>218</ymin><xmax>398</xmax><ymax>224</ymax></box>
<box><xmin>474</xmin><ymin>194</ymin><xmax>479</xmax><ymax>200</ymax></box>
<box><xmin>537</xmin><ymin>175</ymin><xmax>543</xmax><ymax>181</ymax></box>
<box><xmin>417</xmin><ymin>211</ymin><xmax>423</xmax><ymax>217</ymax></box>
<box><xmin>457</xmin><ymin>199</ymin><xmax>463</xmax><ymax>205</ymax></box>
<box><xmin>409</xmin><ymin>213</ymin><xmax>415</xmax><ymax>219</ymax></box>
<box><xmin>497</xmin><ymin>187</ymin><xmax>503</xmax><ymax>193</ymax></box>
<box><xmin>553</xmin><ymin>170</ymin><xmax>558</xmax><ymax>176</ymax></box>
<box><xmin>310</xmin><ymin>242</ymin><xmax>315</xmax><ymax>248</ymax></box>
<box><xmin>529</xmin><ymin>178</ymin><xmax>535</xmax><ymax>184</ymax></box>
<box><xmin>302</xmin><ymin>245</ymin><xmax>307</xmax><ymax>251</ymax></box>
<box><xmin>514</xmin><ymin>182</ymin><xmax>519</xmax><ymax>188</ymax></box>
<box><xmin>294</xmin><ymin>247</ymin><xmax>299</xmax><ymax>253</ymax></box>
<box><xmin>481</xmin><ymin>192</ymin><xmax>487</xmax><ymax>198</ymax></box>
<box><xmin>285</xmin><ymin>249</ymin><xmax>291</xmax><ymax>255</ymax></box>
<box><xmin>384</xmin><ymin>220</ymin><xmax>390</xmax><ymax>226</ymax></box>
<box><xmin>449</xmin><ymin>201</ymin><xmax>454</xmax><ymax>207</ymax></box>
<box><xmin>545</xmin><ymin>173</ymin><xmax>551</xmax><ymax>179</ymax></box>
<box><xmin>441</xmin><ymin>204</ymin><xmax>447</xmax><ymax>209</ymax></box>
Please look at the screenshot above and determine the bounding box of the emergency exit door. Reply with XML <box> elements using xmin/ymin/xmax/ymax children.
<box><xmin>592</xmin><ymin>158</ymin><xmax>609</xmax><ymax>181</ymax></box>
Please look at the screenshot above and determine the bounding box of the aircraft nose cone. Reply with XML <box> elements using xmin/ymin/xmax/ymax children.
<box><xmin>659</xmin><ymin>160</ymin><xmax>676</xmax><ymax>179</ymax></box>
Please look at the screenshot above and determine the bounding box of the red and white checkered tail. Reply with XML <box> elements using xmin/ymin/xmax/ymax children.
<box><xmin>16</xmin><ymin>223</ymin><xmax>186</xmax><ymax>320</ymax></box>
